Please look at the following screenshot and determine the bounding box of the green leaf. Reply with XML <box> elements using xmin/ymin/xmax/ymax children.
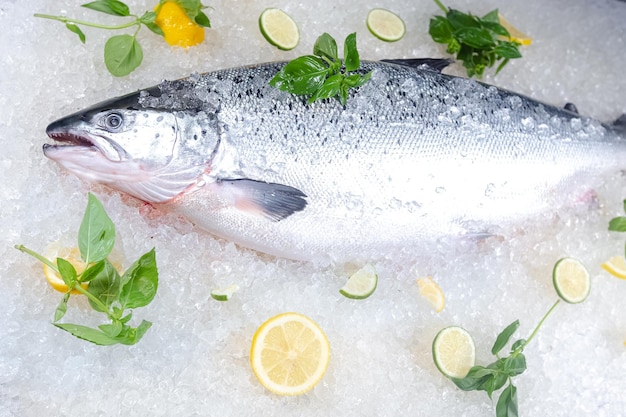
<box><xmin>313</xmin><ymin>33</ymin><xmax>338</xmax><ymax>62</ymax></box>
<box><xmin>482</xmin><ymin>21</ymin><xmax>510</xmax><ymax>38</ymax></box>
<box><xmin>479</xmin><ymin>370</ymin><xmax>508</xmax><ymax>398</ymax></box>
<box><xmin>609</xmin><ymin>216</ymin><xmax>626</xmax><ymax>232</ymax></box>
<box><xmin>65</xmin><ymin>23</ymin><xmax>86</xmax><ymax>43</ymax></box>
<box><xmin>86</xmin><ymin>259</ymin><xmax>121</xmax><ymax>312</ymax></box>
<box><xmin>455</xmin><ymin>26</ymin><xmax>495</xmax><ymax>49</ymax></box>
<box><xmin>57</xmin><ymin>257</ymin><xmax>77</xmax><ymax>288</ymax></box>
<box><xmin>54</xmin><ymin>293</ymin><xmax>70</xmax><ymax>322</ymax></box>
<box><xmin>429</xmin><ymin>16</ymin><xmax>454</xmax><ymax>44</ymax></box>
<box><xmin>82</xmin><ymin>0</ymin><xmax>130</xmax><ymax>17</ymax></box>
<box><xmin>622</xmin><ymin>199</ymin><xmax>626</xmax><ymax>213</ymax></box>
<box><xmin>343</xmin><ymin>33</ymin><xmax>360</xmax><ymax>72</ymax></box>
<box><xmin>119</xmin><ymin>248</ymin><xmax>158</xmax><ymax>309</ymax></box>
<box><xmin>78</xmin><ymin>193</ymin><xmax>115</xmax><ymax>264</ymax></box>
<box><xmin>510</xmin><ymin>338</ymin><xmax>526</xmax><ymax>352</ymax></box>
<box><xmin>99</xmin><ymin>320</ymin><xmax>123</xmax><ymax>337</ymax></box>
<box><xmin>494</xmin><ymin>42</ymin><xmax>522</xmax><ymax>59</ymax></box>
<box><xmin>139</xmin><ymin>11</ymin><xmax>164</xmax><ymax>36</ymax></box>
<box><xmin>270</xmin><ymin>56</ymin><xmax>329</xmax><ymax>96</ymax></box>
<box><xmin>308</xmin><ymin>74</ymin><xmax>342</xmax><ymax>103</ymax></box>
<box><xmin>104</xmin><ymin>35</ymin><xmax>143</xmax><ymax>77</ymax></box>
<box><xmin>481</xmin><ymin>9</ymin><xmax>500</xmax><ymax>23</ymax></box>
<box><xmin>451</xmin><ymin>366</ymin><xmax>494</xmax><ymax>391</ymax></box>
<box><xmin>492</xmin><ymin>320</ymin><xmax>520</xmax><ymax>355</ymax></box>
<box><xmin>503</xmin><ymin>354</ymin><xmax>526</xmax><ymax>376</ymax></box>
<box><xmin>447</xmin><ymin>9</ymin><xmax>481</xmax><ymax>30</ymax></box>
<box><xmin>496</xmin><ymin>383</ymin><xmax>518</xmax><ymax>417</ymax></box>
<box><xmin>79</xmin><ymin>260</ymin><xmax>105</xmax><ymax>283</ymax></box>
<box><xmin>120</xmin><ymin>312</ymin><xmax>133</xmax><ymax>324</ymax></box>
<box><xmin>195</xmin><ymin>11</ymin><xmax>211</xmax><ymax>28</ymax></box>
<box><xmin>112</xmin><ymin>320</ymin><xmax>152</xmax><ymax>345</ymax></box>
<box><xmin>54</xmin><ymin>323</ymin><xmax>120</xmax><ymax>345</ymax></box>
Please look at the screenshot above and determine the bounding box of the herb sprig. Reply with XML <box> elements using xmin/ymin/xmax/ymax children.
<box><xmin>428</xmin><ymin>0</ymin><xmax>522</xmax><ymax>78</ymax></box>
<box><xmin>608</xmin><ymin>199</ymin><xmax>626</xmax><ymax>233</ymax></box>
<box><xmin>451</xmin><ymin>301</ymin><xmax>560</xmax><ymax>417</ymax></box>
<box><xmin>270</xmin><ymin>32</ymin><xmax>372</xmax><ymax>106</ymax></box>
<box><xmin>15</xmin><ymin>193</ymin><xmax>158</xmax><ymax>346</ymax></box>
<box><xmin>34</xmin><ymin>0</ymin><xmax>210</xmax><ymax>77</ymax></box>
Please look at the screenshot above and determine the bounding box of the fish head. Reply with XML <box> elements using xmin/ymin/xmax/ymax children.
<box><xmin>44</xmin><ymin>90</ymin><xmax>221</xmax><ymax>203</ymax></box>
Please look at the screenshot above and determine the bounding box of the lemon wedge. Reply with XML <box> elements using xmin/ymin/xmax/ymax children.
<box><xmin>498</xmin><ymin>13</ymin><xmax>532</xmax><ymax>46</ymax></box>
<box><xmin>250</xmin><ymin>312</ymin><xmax>330</xmax><ymax>395</ymax></box>
<box><xmin>43</xmin><ymin>244</ymin><xmax>87</xmax><ymax>294</ymax></box>
<box><xmin>601</xmin><ymin>255</ymin><xmax>626</xmax><ymax>280</ymax></box>
<box><xmin>417</xmin><ymin>277</ymin><xmax>445</xmax><ymax>312</ymax></box>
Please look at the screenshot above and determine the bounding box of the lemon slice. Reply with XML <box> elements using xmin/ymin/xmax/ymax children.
<box><xmin>259</xmin><ymin>8</ymin><xmax>300</xmax><ymax>51</ymax></box>
<box><xmin>210</xmin><ymin>284</ymin><xmax>239</xmax><ymax>301</ymax></box>
<box><xmin>366</xmin><ymin>8</ymin><xmax>406</xmax><ymax>42</ymax></box>
<box><xmin>601</xmin><ymin>255</ymin><xmax>626</xmax><ymax>280</ymax></box>
<box><xmin>432</xmin><ymin>326</ymin><xmax>475</xmax><ymax>379</ymax></box>
<box><xmin>339</xmin><ymin>264</ymin><xmax>378</xmax><ymax>300</ymax></box>
<box><xmin>250</xmin><ymin>312</ymin><xmax>330</xmax><ymax>396</ymax></box>
<box><xmin>498</xmin><ymin>13</ymin><xmax>532</xmax><ymax>46</ymax></box>
<box><xmin>43</xmin><ymin>244</ymin><xmax>87</xmax><ymax>294</ymax></box>
<box><xmin>553</xmin><ymin>257</ymin><xmax>590</xmax><ymax>304</ymax></box>
<box><xmin>417</xmin><ymin>277</ymin><xmax>445</xmax><ymax>312</ymax></box>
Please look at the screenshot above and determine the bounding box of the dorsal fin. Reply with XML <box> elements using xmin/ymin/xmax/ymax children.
<box><xmin>380</xmin><ymin>58</ymin><xmax>453</xmax><ymax>73</ymax></box>
<box><xmin>612</xmin><ymin>114</ymin><xmax>626</xmax><ymax>133</ymax></box>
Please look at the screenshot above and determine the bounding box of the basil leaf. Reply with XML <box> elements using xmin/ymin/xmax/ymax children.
<box><xmin>343</xmin><ymin>32</ymin><xmax>360</xmax><ymax>72</ymax></box>
<box><xmin>139</xmin><ymin>11</ymin><xmax>164</xmax><ymax>36</ymax></box>
<box><xmin>195</xmin><ymin>11</ymin><xmax>211</xmax><ymax>28</ymax></box>
<box><xmin>479</xmin><ymin>371</ymin><xmax>508</xmax><ymax>398</ymax></box>
<box><xmin>451</xmin><ymin>366</ymin><xmax>494</xmax><ymax>391</ymax></box>
<box><xmin>54</xmin><ymin>293</ymin><xmax>70</xmax><ymax>322</ymax></box>
<box><xmin>54</xmin><ymin>323</ymin><xmax>120</xmax><ymax>345</ymax></box>
<box><xmin>496</xmin><ymin>383</ymin><xmax>518</xmax><ymax>417</ymax></box>
<box><xmin>313</xmin><ymin>32</ymin><xmax>338</xmax><ymax>61</ymax></box>
<box><xmin>503</xmin><ymin>354</ymin><xmax>526</xmax><ymax>377</ymax></box>
<box><xmin>455</xmin><ymin>27</ymin><xmax>495</xmax><ymax>49</ymax></box>
<box><xmin>308</xmin><ymin>74</ymin><xmax>342</xmax><ymax>103</ymax></box>
<box><xmin>86</xmin><ymin>259</ymin><xmax>121</xmax><ymax>312</ymax></box>
<box><xmin>510</xmin><ymin>338</ymin><xmax>526</xmax><ymax>352</ymax></box>
<box><xmin>79</xmin><ymin>260</ymin><xmax>105</xmax><ymax>283</ymax></box>
<box><xmin>492</xmin><ymin>320</ymin><xmax>520</xmax><ymax>355</ymax></box>
<box><xmin>481</xmin><ymin>9</ymin><xmax>499</xmax><ymax>23</ymax></box>
<box><xmin>78</xmin><ymin>193</ymin><xmax>115</xmax><ymax>264</ymax></box>
<box><xmin>344</xmin><ymin>71</ymin><xmax>372</xmax><ymax>88</ymax></box>
<box><xmin>482</xmin><ymin>21</ymin><xmax>510</xmax><ymax>38</ymax></box>
<box><xmin>81</xmin><ymin>0</ymin><xmax>130</xmax><ymax>17</ymax></box>
<box><xmin>447</xmin><ymin>9</ymin><xmax>480</xmax><ymax>29</ymax></box>
<box><xmin>65</xmin><ymin>23</ymin><xmax>86</xmax><ymax>43</ymax></box>
<box><xmin>429</xmin><ymin>16</ymin><xmax>454</xmax><ymax>44</ymax></box>
<box><xmin>495</xmin><ymin>42</ymin><xmax>522</xmax><ymax>59</ymax></box>
<box><xmin>112</xmin><ymin>320</ymin><xmax>152</xmax><ymax>345</ymax></box>
<box><xmin>104</xmin><ymin>35</ymin><xmax>143</xmax><ymax>77</ymax></box>
<box><xmin>270</xmin><ymin>56</ymin><xmax>329</xmax><ymax>96</ymax></box>
<box><xmin>57</xmin><ymin>257</ymin><xmax>77</xmax><ymax>288</ymax></box>
<box><xmin>609</xmin><ymin>216</ymin><xmax>626</xmax><ymax>232</ymax></box>
<box><xmin>99</xmin><ymin>320</ymin><xmax>123</xmax><ymax>337</ymax></box>
<box><xmin>119</xmin><ymin>248</ymin><xmax>158</xmax><ymax>309</ymax></box>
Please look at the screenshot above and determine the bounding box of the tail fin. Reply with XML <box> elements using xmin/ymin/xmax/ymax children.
<box><xmin>612</xmin><ymin>114</ymin><xmax>626</xmax><ymax>134</ymax></box>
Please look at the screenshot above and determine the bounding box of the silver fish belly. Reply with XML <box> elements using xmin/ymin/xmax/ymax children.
<box><xmin>44</xmin><ymin>60</ymin><xmax>626</xmax><ymax>262</ymax></box>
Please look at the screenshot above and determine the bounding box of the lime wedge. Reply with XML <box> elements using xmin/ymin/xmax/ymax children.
<box><xmin>259</xmin><ymin>8</ymin><xmax>299</xmax><ymax>51</ymax></box>
<box><xmin>366</xmin><ymin>8</ymin><xmax>406</xmax><ymax>42</ymax></box>
<box><xmin>552</xmin><ymin>257</ymin><xmax>590</xmax><ymax>304</ymax></box>
<box><xmin>339</xmin><ymin>264</ymin><xmax>378</xmax><ymax>300</ymax></box>
<box><xmin>432</xmin><ymin>326</ymin><xmax>475</xmax><ymax>379</ymax></box>
<box><xmin>210</xmin><ymin>284</ymin><xmax>239</xmax><ymax>301</ymax></box>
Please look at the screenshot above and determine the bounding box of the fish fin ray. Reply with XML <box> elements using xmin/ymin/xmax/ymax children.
<box><xmin>218</xmin><ymin>179</ymin><xmax>307</xmax><ymax>221</ymax></box>
<box><xmin>380</xmin><ymin>58</ymin><xmax>453</xmax><ymax>73</ymax></box>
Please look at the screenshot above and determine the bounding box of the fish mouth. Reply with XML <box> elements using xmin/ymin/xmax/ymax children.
<box><xmin>44</xmin><ymin>128</ymin><xmax>125</xmax><ymax>162</ymax></box>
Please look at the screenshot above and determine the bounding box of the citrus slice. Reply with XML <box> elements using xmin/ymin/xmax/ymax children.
<box><xmin>366</xmin><ymin>8</ymin><xmax>406</xmax><ymax>42</ymax></box>
<box><xmin>259</xmin><ymin>8</ymin><xmax>300</xmax><ymax>51</ymax></box>
<box><xmin>498</xmin><ymin>13</ymin><xmax>532</xmax><ymax>46</ymax></box>
<box><xmin>552</xmin><ymin>257</ymin><xmax>590</xmax><ymax>304</ymax></box>
<box><xmin>250</xmin><ymin>312</ymin><xmax>330</xmax><ymax>396</ymax></box>
<box><xmin>43</xmin><ymin>244</ymin><xmax>87</xmax><ymax>294</ymax></box>
<box><xmin>432</xmin><ymin>326</ymin><xmax>475</xmax><ymax>379</ymax></box>
<box><xmin>601</xmin><ymin>255</ymin><xmax>626</xmax><ymax>280</ymax></box>
<box><xmin>154</xmin><ymin>1</ymin><xmax>205</xmax><ymax>48</ymax></box>
<box><xmin>417</xmin><ymin>277</ymin><xmax>445</xmax><ymax>312</ymax></box>
<box><xmin>339</xmin><ymin>264</ymin><xmax>378</xmax><ymax>300</ymax></box>
<box><xmin>210</xmin><ymin>284</ymin><xmax>239</xmax><ymax>301</ymax></box>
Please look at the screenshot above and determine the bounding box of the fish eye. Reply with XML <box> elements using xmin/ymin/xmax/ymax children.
<box><xmin>102</xmin><ymin>112</ymin><xmax>123</xmax><ymax>130</ymax></box>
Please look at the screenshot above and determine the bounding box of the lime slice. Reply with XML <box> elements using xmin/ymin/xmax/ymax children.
<box><xmin>366</xmin><ymin>8</ymin><xmax>406</xmax><ymax>42</ymax></box>
<box><xmin>432</xmin><ymin>326</ymin><xmax>475</xmax><ymax>379</ymax></box>
<box><xmin>339</xmin><ymin>264</ymin><xmax>378</xmax><ymax>299</ymax></box>
<box><xmin>250</xmin><ymin>312</ymin><xmax>330</xmax><ymax>395</ymax></box>
<box><xmin>259</xmin><ymin>8</ymin><xmax>299</xmax><ymax>51</ymax></box>
<box><xmin>601</xmin><ymin>255</ymin><xmax>626</xmax><ymax>280</ymax></box>
<box><xmin>552</xmin><ymin>257</ymin><xmax>590</xmax><ymax>304</ymax></box>
<box><xmin>417</xmin><ymin>277</ymin><xmax>445</xmax><ymax>312</ymax></box>
<box><xmin>210</xmin><ymin>284</ymin><xmax>239</xmax><ymax>301</ymax></box>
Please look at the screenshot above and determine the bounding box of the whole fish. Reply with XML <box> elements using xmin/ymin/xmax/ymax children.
<box><xmin>44</xmin><ymin>59</ymin><xmax>626</xmax><ymax>262</ymax></box>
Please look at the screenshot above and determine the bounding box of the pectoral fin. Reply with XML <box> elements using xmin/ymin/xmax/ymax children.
<box><xmin>217</xmin><ymin>179</ymin><xmax>307</xmax><ymax>221</ymax></box>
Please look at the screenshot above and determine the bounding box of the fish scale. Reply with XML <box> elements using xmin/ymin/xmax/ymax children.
<box><xmin>44</xmin><ymin>60</ymin><xmax>626</xmax><ymax>262</ymax></box>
